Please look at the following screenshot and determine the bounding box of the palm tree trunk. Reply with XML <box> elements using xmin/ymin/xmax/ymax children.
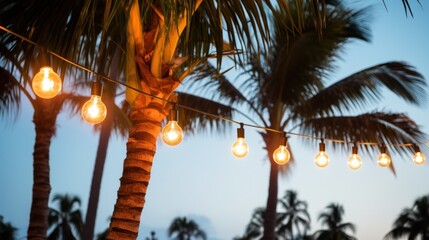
<box><xmin>263</xmin><ymin>161</ymin><xmax>279</xmax><ymax>240</ymax></box>
<box><xmin>82</xmin><ymin>96</ymin><xmax>114</xmax><ymax>240</ymax></box>
<box><xmin>27</xmin><ymin>99</ymin><xmax>58</xmax><ymax>239</ymax></box>
<box><xmin>106</xmin><ymin>99</ymin><xmax>167</xmax><ymax>240</ymax></box>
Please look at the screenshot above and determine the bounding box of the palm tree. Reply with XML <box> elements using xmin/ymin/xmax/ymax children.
<box><xmin>242</xmin><ymin>207</ymin><xmax>266</xmax><ymax>240</ymax></box>
<box><xmin>0</xmin><ymin>215</ymin><xmax>17</xmax><ymax>240</ymax></box>
<box><xmin>277</xmin><ymin>190</ymin><xmax>311</xmax><ymax>239</ymax></box>
<box><xmin>145</xmin><ymin>231</ymin><xmax>158</xmax><ymax>240</ymax></box>
<box><xmin>47</xmin><ymin>193</ymin><xmax>84</xmax><ymax>240</ymax></box>
<box><xmin>0</xmin><ymin>38</ymin><xmax>84</xmax><ymax>239</ymax></box>
<box><xmin>180</xmin><ymin>1</ymin><xmax>427</xmax><ymax>239</ymax></box>
<box><xmin>385</xmin><ymin>194</ymin><xmax>429</xmax><ymax>239</ymax></box>
<box><xmin>1</xmin><ymin>0</ymin><xmax>282</xmax><ymax>238</ymax></box>
<box><xmin>0</xmin><ymin>1</ymin><xmax>424</xmax><ymax>240</ymax></box>
<box><xmin>313</xmin><ymin>203</ymin><xmax>356</xmax><ymax>240</ymax></box>
<box><xmin>0</xmin><ymin>2</ymin><xmax>128</xmax><ymax>239</ymax></box>
<box><xmin>168</xmin><ymin>217</ymin><xmax>207</xmax><ymax>240</ymax></box>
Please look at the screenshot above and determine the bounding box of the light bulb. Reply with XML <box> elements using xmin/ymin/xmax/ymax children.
<box><xmin>161</xmin><ymin>107</ymin><xmax>183</xmax><ymax>146</ymax></box>
<box><xmin>347</xmin><ymin>144</ymin><xmax>362</xmax><ymax>170</ymax></box>
<box><xmin>32</xmin><ymin>66</ymin><xmax>62</xmax><ymax>99</ymax></box>
<box><xmin>413</xmin><ymin>145</ymin><xmax>426</xmax><ymax>165</ymax></box>
<box><xmin>315</xmin><ymin>140</ymin><xmax>329</xmax><ymax>168</ymax></box>
<box><xmin>232</xmin><ymin>124</ymin><xmax>249</xmax><ymax>158</ymax></box>
<box><xmin>377</xmin><ymin>145</ymin><xmax>391</xmax><ymax>168</ymax></box>
<box><xmin>81</xmin><ymin>82</ymin><xmax>107</xmax><ymax>124</ymax></box>
<box><xmin>273</xmin><ymin>145</ymin><xmax>290</xmax><ymax>165</ymax></box>
<box><xmin>162</xmin><ymin>120</ymin><xmax>183</xmax><ymax>146</ymax></box>
<box><xmin>232</xmin><ymin>138</ymin><xmax>249</xmax><ymax>158</ymax></box>
<box><xmin>273</xmin><ymin>135</ymin><xmax>290</xmax><ymax>165</ymax></box>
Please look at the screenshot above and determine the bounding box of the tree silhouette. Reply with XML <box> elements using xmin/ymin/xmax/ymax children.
<box><xmin>385</xmin><ymin>194</ymin><xmax>429</xmax><ymax>239</ymax></box>
<box><xmin>277</xmin><ymin>190</ymin><xmax>311</xmax><ymax>239</ymax></box>
<box><xmin>0</xmin><ymin>215</ymin><xmax>17</xmax><ymax>240</ymax></box>
<box><xmin>313</xmin><ymin>203</ymin><xmax>356</xmax><ymax>240</ymax></box>
<box><xmin>168</xmin><ymin>217</ymin><xmax>207</xmax><ymax>240</ymax></box>
<box><xmin>48</xmin><ymin>194</ymin><xmax>83</xmax><ymax>240</ymax></box>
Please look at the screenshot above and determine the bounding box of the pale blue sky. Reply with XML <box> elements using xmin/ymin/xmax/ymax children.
<box><xmin>1</xmin><ymin>1</ymin><xmax>428</xmax><ymax>240</ymax></box>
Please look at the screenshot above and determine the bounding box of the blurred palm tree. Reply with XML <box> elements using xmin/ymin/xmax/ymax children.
<box><xmin>168</xmin><ymin>217</ymin><xmax>207</xmax><ymax>240</ymax></box>
<box><xmin>0</xmin><ymin>31</ymin><xmax>84</xmax><ymax>239</ymax></box>
<box><xmin>0</xmin><ymin>215</ymin><xmax>17</xmax><ymax>240</ymax></box>
<box><xmin>182</xmin><ymin>1</ymin><xmax>427</xmax><ymax>239</ymax></box>
<box><xmin>313</xmin><ymin>203</ymin><xmax>356</xmax><ymax>240</ymax></box>
<box><xmin>384</xmin><ymin>194</ymin><xmax>429</xmax><ymax>240</ymax></box>
<box><xmin>47</xmin><ymin>193</ymin><xmax>83</xmax><ymax>240</ymax></box>
<box><xmin>277</xmin><ymin>190</ymin><xmax>311</xmax><ymax>239</ymax></box>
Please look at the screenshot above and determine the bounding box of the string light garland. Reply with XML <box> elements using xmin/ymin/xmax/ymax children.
<box><xmin>1</xmin><ymin>25</ymin><xmax>428</xmax><ymax>168</ymax></box>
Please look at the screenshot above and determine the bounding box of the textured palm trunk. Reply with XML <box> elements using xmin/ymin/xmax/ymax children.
<box><xmin>107</xmin><ymin>98</ymin><xmax>167</xmax><ymax>239</ymax></box>
<box><xmin>27</xmin><ymin>98</ymin><xmax>59</xmax><ymax>239</ymax></box>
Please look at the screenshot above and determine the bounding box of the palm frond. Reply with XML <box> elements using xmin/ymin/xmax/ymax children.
<box><xmin>299</xmin><ymin>111</ymin><xmax>426</xmax><ymax>158</ymax></box>
<box><xmin>294</xmin><ymin>62</ymin><xmax>427</xmax><ymax>119</ymax></box>
<box><xmin>175</xmin><ymin>92</ymin><xmax>235</xmax><ymax>135</ymax></box>
<box><xmin>0</xmin><ymin>67</ymin><xmax>23</xmax><ymax>120</ymax></box>
<box><xmin>247</xmin><ymin>0</ymin><xmax>372</xmax><ymax>107</ymax></box>
<box><xmin>185</xmin><ymin>61</ymin><xmax>250</xmax><ymax>106</ymax></box>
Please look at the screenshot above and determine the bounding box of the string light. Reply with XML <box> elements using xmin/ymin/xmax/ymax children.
<box><xmin>1</xmin><ymin>25</ymin><xmax>428</xmax><ymax>169</ymax></box>
<box><xmin>377</xmin><ymin>144</ymin><xmax>391</xmax><ymax>168</ymax></box>
<box><xmin>315</xmin><ymin>139</ymin><xmax>329</xmax><ymax>168</ymax></box>
<box><xmin>232</xmin><ymin>123</ymin><xmax>249</xmax><ymax>158</ymax></box>
<box><xmin>81</xmin><ymin>82</ymin><xmax>107</xmax><ymax>124</ymax></box>
<box><xmin>413</xmin><ymin>145</ymin><xmax>426</xmax><ymax>165</ymax></box>
<box><xmin>273</xmin><ymin>133</ymin><xmax>290</xmax><ymax>165</ymax></box>
<box><xmin>32</xmin><ymin>66</ymin><xmax>62</xmax><ymax>99</ymax></box>
<box><xmin>162</xmin><ymin>105</ymin><xmax>183</xmax><ymax>146</ymax></box>
<box><xmin>348</xmin><ymin>143</ymin><xmax>362</xmax><ymax>170</ymax></box>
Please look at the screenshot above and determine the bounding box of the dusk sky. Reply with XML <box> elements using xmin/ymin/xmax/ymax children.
<box><xmin>1</xmin><ymin>1</ymin><xmax>428</xmax><ymax>240</ymax></box>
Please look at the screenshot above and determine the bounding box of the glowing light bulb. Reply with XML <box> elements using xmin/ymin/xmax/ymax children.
<box><xmin>32</xmin><ymin>66</ymin><xmax>62</xmax><ymax>99</ymax></box>
<box><xmin>273</xmin><ymin>135</ymin><xmax>290</xmax><ymax>165</ymax></box>
<box><xmin>81</xmin><ymin>82</ymin><xmax>107</xmax><ymax>124</ymax></box>
<box><xmin>232</xmin><ymin>124</ymin><xmax>249</xmax><ymax>158</ymax></box>
<box><xmin>413</xmin><ymin>145</ymin><xmax>426</xmax><ymax>165</ymax></box>
<box><xmin>377</xmin><ymin>145</ymin><xmax>391</xmax><ymax>168</ymax></box>
<box><xmin>315</xmin><ymin>139</ymin><xmax>329</xmax><ymax>168</ymax></box>
<box><xmin>162</xmin><ymin>107</ymin><xmax>183</xmax><ymax>146</ymax></box>
<box><xmin>273</xmin><ymin>145</ymin><xmax>290</xmax><ymax>165</ymax></box>
<box><xmin>347</xmin><ymin>144</ymin><xmax>362</xmax><ymax>170</ymax></box>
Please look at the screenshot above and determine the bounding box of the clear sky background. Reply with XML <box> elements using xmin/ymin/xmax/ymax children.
<box><xmin>0</xmin><ymin>1</ymin><xmax>428</xmax><ymax>240</ymax></box>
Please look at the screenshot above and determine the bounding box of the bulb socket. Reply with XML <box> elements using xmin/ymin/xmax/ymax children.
<box><xmin>281</xmin><ymin>134</ymin><xmax>287</xmax><ymax>146</ymax></box>
<box><xmin>237</xmin><ymin>127</ymin><xmax>245</xmax><ymax>138</ymax></box>
<box><xmin>380</xmin><ymin>145</ymin><xmax>387</xmax><ymax>154</ymax></box>
<box><xmin>38</xmin><ymin>47</ymin><xmax>51</xmax><ymax>67</ymax></box>
<box><xmin>352</xmin><ymin>144</ymin><xmax>358</xmax><ymax>154</ymax></box>
<box><xmin>319</xmin><ymin>142</ymin><xmax>325</xmax><ymax>152</ymax></box>
<box><xmin>414</xmin><ymin>145</ymin><xmax>421</xmax><ymax>153</ymax></box>
<box><xmin>169</xmin><ymin>108</ymin><xmax>178</xmax><ymax>121</ymax></box>
<box><xmin>91</xmin><ymin>82</ymin><xmax>103</xmax><ymax>96</ymax></box>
